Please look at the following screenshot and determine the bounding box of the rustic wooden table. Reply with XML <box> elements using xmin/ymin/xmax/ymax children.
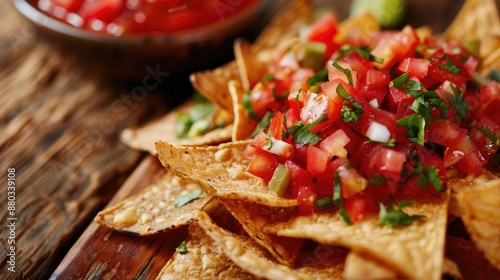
<box><xmin>0</xmin><ymin>0</ymin><xmax>470</xmax><ymax>279</ymax></box>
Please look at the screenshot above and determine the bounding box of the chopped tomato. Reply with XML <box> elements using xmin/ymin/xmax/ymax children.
<box><xmin>339</xmin><ymin>166</ymin><xmax>367</xmax><ymax>198</ymax></box>
<box><xmin>249</xmin><ymin>132</ymin><xmax>293</xmax><ymax>159</ymax></box>
<box><xmin>300</xmin><ymin>92</ymin><xmax>340</xmax><ymax>132</ymax></box>
<box><xmin>374</xmin><ymin>148</ymin><xmax>406</xmax><ymax>182</ymax></box>
<box><xmin>296</xmin><ymin>182</ymin><xmax>320</xmax><ymax>215</ymax></box>
<box><xmin>344</xmin><ymin>191</ymin><xmax>380</xmax><ymax>222</ymax></box>
<box><xmin>479</xmin><ymin>81</ymin><xmax>500</xmax><ymax>126</ymax></box>
<box><xmin>246</xmin><ymin>151</ymin><xmax>280</xmax><ymax>182</ymax></box>
<box><xmin>397</xmin><ymin>58</ymin><xmax>430</xmax><ymax>79</ymax></box>
<box><xmin>319</xmin><ymin>129</ymin><xmax>350</xmax><ymax>158</ymax></box>
<box><xmin>443</xmin><ymin>136</ymin><xmax>475</xmax><ymax>168</ymax></box>
<box><xmin>306</xmin><ymin>145</ymin><xmax>330</xmax><ymax>177</ymax></box>
<box><xmin>269</xmin><ymin>112</ymin><xmax>285</xmax><ymax>140</ymax></box>
<box><xmin>427</xmin><ymin>120</ymin><xmax>468</xmax><ymax>148</ymax></box>
<box><xmin>305</xmin><ymin>12</ymin><xmax>339</xmax><ymax>58</ymax></box>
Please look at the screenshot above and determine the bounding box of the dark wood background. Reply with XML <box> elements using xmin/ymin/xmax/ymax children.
<box><xmin>0</xmin><ymin>0</ymin><xmax>475</xmax><ymax>279</ymax></box>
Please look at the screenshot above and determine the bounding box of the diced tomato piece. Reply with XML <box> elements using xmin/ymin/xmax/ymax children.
<box><xmin>318</xmin><ymin>129</ymin><xmax>351</xmax><ymax>158</ymax></box>
<box><xmin>428</xmin><ymin>50</ymin><xmax>471</xmax><ymax>87</ymax></box>
<box><xmin>246</xmin><ymin>151</ymin><xmax>280</xmax><ymax>182</ymax></box>
<box><xmin>397</xmin><ymin>58</ymin><xmax>430</xmax><ymax>79</ymax></box>
<box><xmin>307</xmin><ymin>145</ymin><xmax>330</xmax><ymax>177</ymax></box>
<box><xmin>305</xmin><ymin>12</ymin><xmax>339</xmax><ymax>58</ymax></box>
<box><xmin>443</xmin><ymin>136</ymin><xmax>475</xmax><ymax>168</ymax></box>
<box><xmin>340</xmin><ymin>52</ymin><xmax>373</xmax><ymax>82</ymax></box>
<box><xmin>427</xmin><ymin>120</ymin><xmax>468</xmax><ymax>148</ymax></box>
<box><xmin>387</xmin><ymin>86</ymin><xmax>411</xmax><ymax>113</ymax></box>
<box><xmin>327</xmin><ymin>61</ymin><xmax>357</xmax><ymax>86</ymax></box>
<box><xmin>269</xmin><ymin>112</ymin><xmax>285</xmax><ymax>140</ymax></box>
<box><xmin>296</xmin><ymin>182</ymin><xmax>320</xmax><ymax>215</ymax></box>
<box><xmin>479</xmin><ymin>81</ymin><xmax>500</xmax><ymax>126</ymax></box>
<box><xmin>374</xmin><ymin>148</ymin><xmax>406</xmax><ymax>182</ymax></box>
<box><xmin>344</xmin><ymin>190</ymin><xmax>380</xmax><ymax>222</ymax></box>
<box><xmin>370</xmin><ymin>25</ymin><xmax>418</xmax><ymax>70</ymax></box>
<box><xmin>454</xmin><ymin>148</ymin><xmax>488</xmax><ymax>175</ymax></box>
<box><xmin>249</xmin><ymin>132</ymin><xmax>293</xmax><ymax>159</ymax></box>
<box><xmin>365</xmin><ymin>69</ymin><xmax>391</xmax><ymax>88</ymax></box>
<box><xmin>285</xmin><ymin>160</ymin><xmax>314</xmax><ymax>182</ymax></box>
<box><xmin>242</xmin><ymin>145</ymin><xmax>259</xmax><ymax>161</ymax></box>
<box><xmin>300</xmin><ymin>92</ymin><xmax>340</xmax><ymax>132</ymax></box>
<box><xmin>249</xmin><ymin>86</ymin><xmax>277</xmax><ymax>118</ymax></box>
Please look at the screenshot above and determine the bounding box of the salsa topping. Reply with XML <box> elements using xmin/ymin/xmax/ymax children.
<box><xmin>242</xmin><ymin>12</ymin><xmax>500</xmax><ymax>226</ymax></box>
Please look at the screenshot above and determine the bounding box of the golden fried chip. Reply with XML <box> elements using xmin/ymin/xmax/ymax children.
<box><xmin>228</xmin><ymin>80</ymin><xmax>258</xmax><ymax>141</ymax></box>
<box><xmin>95</xmin><ymin>172</ymin><xmax>211</xmax><ymax>235</ymax></box>
<box><xmin>189</xmin><ymin>61</ymin><xmax>240</xmax><ymax>113</ymax></box>
<box><xmin>447</xmin><ymin>169</ymin><xmax>498</xmax><ymax>217</ymax></box>
<box><xmin>156</xmin><ymin>221</ymin><xmax>258</xmax><ymax>280</ymax></box>
<box><xmin>196</xmin><ymin>211</ymin><xmax>346</xmax><ymax>280</ymax></box>
<box><xmin>155</xmin><ymin>140</ymin><xmax>297</xmax><ymax>207</ymax></box>
<box><xmin>458</xmin><ymin>178</ymin><xmax>500</xmax><ymax>269</ymax></box>
<box><xmin>120</xmin><ymin>100</ymin><xmax>233</xmax><ymax>154</ymax></box>
<box><xmin>445</xmin><ymin>235</ymin><xmax>500</xmax><ymax>279</ymax></box>
<box><xmin>219</xmin><ymin>199</ymin><xmax>303</xmax><ymax>266</ymax></box>
<box><xmin>443</xmin><ymin>0</ymin><xmax>500</xmax><ymax>73</ymax></box>
<box><xmin>265</xmin><ymin>192</ymin><xmax>450</xmax><ymax>280</ymax></box>
<box><xmin>343</xmin><ymin>252</ymin><xmax>463</xmax><ymax>279</ymax></box>
<box><xmin>335</xmin><ymin>11</ymin><xmax>380</xmax><ymax>45</ymax></box>
<box><xmin>234</xmin><ymin>39</ymin><xmax>267</xmax><ymax>91</ymax></box>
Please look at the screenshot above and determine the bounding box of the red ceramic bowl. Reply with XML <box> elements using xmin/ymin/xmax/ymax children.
<box><xmin>11</xmin><ymin>0</ymin><xmax>276</xmax><ymax>80</ymax></box>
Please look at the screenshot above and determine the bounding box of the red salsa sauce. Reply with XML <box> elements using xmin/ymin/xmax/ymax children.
<box><xmin>30</xmin><ymin>0</ymin><xmax>260</xmax><ymax>36</ymax></box>
<box><xmin>242</xmin><ymin>12</ymin><xmax>500</xmax><ymax>225</ymax></box>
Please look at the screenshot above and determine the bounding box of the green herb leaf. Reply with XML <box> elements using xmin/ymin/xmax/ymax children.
<box><xmin>332</xmin><ymin>61</ymin><xmax>354</xmax><ymax>86</ymax></box>
<box><xmin>336</xmin><ymin>83</ymin><xmax>351</xmax><ymax>100</ymax></box>
<box><xmin>333</xmin><ymin>171</ymin><xmax>343</xmax><ymax>206</ymax></box>
<box><xmin>176</xmin><ymin>112</ymin><xmax>193</xmax><ymax>139</ymax></box>
<box><xmin>444</xmin><ymin>84</ymin><xmax>469</xmax><ymax>122</ymax></box>
<box><xmin>243</xmin><ymin>91</ymin><xmax>262</xmax><ymax>120</ymax></box>
<box><xmin>177</xmin><ymin>242</ymin><xmax>188</xmax><ymax>254</ymax></box>
<box><xmin>476</xmin><ymin>126</ymin><xmax>499</xmax><ymax>145</ymax></box>
<box><xmin>261</xmin><ymin>73</ymin><xmax>275</xmax><ymax>84</ymax></box>
<box><xmin>438</xmin><ymin>58</ymin><xmax>461</xmax><ymax>74</ymax></box>
<box><xmin>378</xmin><ymin>200</ymin><xmax>425</xmax><ymax>227</ymax></box>
<box><xmin>314</xmin><ymin>197</ymin><xmax>335</xmax><ymax>209</ymax></box>
<box><xmin>339</xmin><ymin>207</ymin><xmax>353</xmax><ymax>226</ymax></box>
<box><xmin>340</xmin><ymin>102</ymin><xmax>364</xmax><ymax>123</ymax></box>
<box><xmin>414</xmin><ymin>164</ymin><xmax>445</xmax><ymax>192</ymax></box>
<box><xmin>396</xmin><ymin>114</ymin><xmax>426</xmax><ymax>145</ymax></box>
<box><xmin>174</xmin><ymin>188</ymin><xmax>204</xmax><ymax>207</ymax></box>
<box><xmin>337</xmin><ymin>45</ymin><xmax>384</xmax><ymax>64</ymax></box>
<box><xmin>307</xmin><ymin>69</ymin><xmax>328</xmax><ymax>86</ymax></box>
<box><xmin>288</xmin><ymin>115</ymin><xmax>326</xmax><ymax>145</ymax></box>
<box><xmin>367</xmin><ymin>173</ymin><xmax>386</xmax><ymax>185</ymax></box>
<box><xmin>250</xmin><ymin>111</ymin><xmax>274</xmax><ymax>138</ymax></box>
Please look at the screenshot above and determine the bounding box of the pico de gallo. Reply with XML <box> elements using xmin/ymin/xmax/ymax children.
<box><xmin>242</xmin><ymin>12</ymin><xmax>500</xmax><ymax>226</ymax></box>
<box><xmin>31</xmin><ymin>0</ymin><xmax>259</xmax><ymax>36</ymax></box>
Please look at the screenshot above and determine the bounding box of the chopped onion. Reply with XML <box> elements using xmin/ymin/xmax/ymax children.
<box><xmin>365</xmin><ymin>121</ymin><xmax>391</xmax><ymax>143</ymax></box>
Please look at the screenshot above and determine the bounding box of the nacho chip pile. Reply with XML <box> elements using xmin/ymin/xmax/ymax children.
<box><xmin>97</xmin><ymin>0</ymin><xmax>500</xmax><ymax>279</ymax></box>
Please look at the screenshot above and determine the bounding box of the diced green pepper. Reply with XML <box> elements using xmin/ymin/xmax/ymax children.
<box><xmin>300</xmin><ymin>42</ymin><xmax>326</xmax><ymax>72</ymax></box>
<box><xmin>463</xmin><ymin>39</ymin><xmax>480</xmax><ymax>58</ymax></box>
<box><xmin>268</xmin><ymin>164</ymin><xmax>291</xmax><ymax>197</ymax></box>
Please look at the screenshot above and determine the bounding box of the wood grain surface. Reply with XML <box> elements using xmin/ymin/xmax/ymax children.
<box><xmin>0</xmin><ymin>0</ymin><xmax>475</xmax><ymax>279</ymax></box>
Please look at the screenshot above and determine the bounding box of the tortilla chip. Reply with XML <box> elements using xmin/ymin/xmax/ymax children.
<box><xmin>196</xmin><ymin>211</ymin><xmax>346</xmax><ymax>279</ymax></box>
<box><xmin>120</xmin><ymin>100</ymin><xmax>233</xmax><ymax>154</ymax></box>
<box><xmin>480</xmin><ymin>36</ymin><xmax>500</xmax><ymax>75</ymax></box>
<box><xmin>442</xmin><ymin>0</ymin><xmax>500</xmax><ymax>73</ymax></box>
<box><xmin>155</xmin><ymin>140</ymin><xmax>297</xmax><ymax>207</ymax></box>
<box><xmin>234</xmin><ymin>39</ymin><xmax>267</xmax><ymax>91</ymax></box>
<box><xmin>447</xmin><ymin>169</ymin><xmax>498</xmax><ymax>217</ymax></box>
<box><xmin>95</xmin><ymin>172</ymin><xmax>211</xmax><ymax>235</ymax></box>
<box><xmin>265</xmin><ymin>191</ymin><xmax>450</xmax><ymax>280</ymax></box>
<box><xmin>228</xmin><ymin>80</ymin><xmax>259</xmax><ymax>141</ymax></box>
<box><xmin>189</xmin><ymin>61</ymin><xmax>240</xmax><ymax>113</ymax></box>
<box><xmin>343</xmin><ymin>252</ymin><xmax>463</xmax><ymax>279</ymax></box>
<box><xmin>156</xmin><ymin>221</ymin><xmax>258</xmax><ymax>280</ymax></box>
<box><xmin>219</xmin><ymin>199</ymin><xmax>303</xmax><ymax>267</ymax></box>
<box><xmin>458</xmin><ymin>178</ymin><xmax>500</xmax><ymax>269</ymax></box>
<box><xmin>335</xmin><ymin>11</ymin><xmax>380</xmax><ymax>45</ymax></box>
<box><xmin>445</xmin><ymin>235</ymin><xmax>500</xmax><ymax>279</ymax></box>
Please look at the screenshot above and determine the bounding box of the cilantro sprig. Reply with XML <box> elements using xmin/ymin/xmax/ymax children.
<box><xmin>314</xmin><ymin>170</ymin><xmax>352</xmax><ymax>225</ymax></box>
<box><xmin>307</xmin><ymin>69</ymin><xmax>328</xmax><ymax>87</ymax></box>
<box><xmin>332</xmin><ymin>62</ymin><xmax>354</xmax><ymax>86</ymax></box>
<box><xmin>336</xmin><ymin>83</ymin><xmax>364</xmax><ymax>123</ymax></box>
<box><xmin>444</xmin><ymin>84</ymin><xmax>469</xmax><ymax>122</ymax></box>
<box><xmin>174</xmin><ymin>188</ymin><xmax>204</xmax><ymax>207</ymax></box>
<box><xmin>379</xmin><ymin>199</ymin><xmax>425</xmax><ymax>227</ymax></box>
<box><xmin>287</xmin><ymin>115</ymin><xmax>327</xmax><ymax>145</ymax></box>
<box><xmin>336</xmin><ymin>45</ymin><xmax>384</xmax><ymax>64</ymax></box>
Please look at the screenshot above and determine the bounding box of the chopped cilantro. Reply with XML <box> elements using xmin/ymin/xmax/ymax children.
<box><xmin>307</xmin><ymin>69</ymin><xmax>328</xmax><ymax>86</ymax></box>
<box><xmin>332</xmin><ymin>61</ymin><xmax>354</xmax><ymax>86</ymax></box>
<box><xmin>243</xmin><ymin>91</ymin><xmax>262</xmax><ymax>120</ymax></box>
<box><xmin>336</xmin><ymin>83</ymin><xmax>351</xmax><ymax>100</ymax></box>
<box><xmin>340</xmin><ymin>102</ymin><xmax>363</xmax><ymax>122</ymax></box>
<box><xmin>333</xmin><ymin>171</ymin><xmax>343</xmax><ymax>206</ymax></box>
<box><xmin>444</xmin><ymin>84</ymin><xmax>469</xmax><ymax>122</ymax></box>
<box><xmin>272</xmin><ymin>87</ymin><xmax>289</xmax><ymax>101</ymax></box>
<box><xmin>379</xmin><ymin>199</ymin><xmax>425</xmax><ymax>227</ymax></box>
<box><xmin>413</xmin><ymin>164</ymin><xmax>445</xmax><ymax>192</ymax></box>
<box><xmin>175</xmin><ymin>93</ymin><xmax>214</xmax><ymax>139</ymax></box>
<box><xmin>396</xmin><ymin>114</ymin><xmax>426</xmax><ymax>146</ymax></box>
<box><xmin>260</xmin><ymin>73</ymin><xmax>275</xmax><ymax>84</ymax></box>
<box><xmin>174</xmin><ymin>188</ymin><xmax>204</xmax><ymax>207</ymax></box>
<box><xmin>339</xmin><ymin>208</ymin><xmax>353</xmax><ymax>226</ymax></box>
<box><xmin>367</xmin><ymin>173</ymin><xmax>386</xmax><ymax>185</ymax></box>
<box><xmin>336</xmin><ymin>45</ymin><xmax>384</xmax><ymax>64</ymax></box>
<box><xmin>287</xmin><ymin>115</ymin><xmax>327</xmax><ymax>145</ymax></box>
<box><xmin>177</xmin><ymin>242</ymin><xmax>188</xmax><ymax>254</ymax></box>
<box><xmin>438</xmin><ymin>58</ymin><xmax>461</xmax><ymax>74</ymax></box>
<box><xmin>176</xmin><ymin>112</ymin><xmax>193</xmax><ymax>139</ymax></box>
<box><xmin>314</xmin><ymin>197</ymin><xmax>335</xmax><ymax>209</ymax></box>
<box><xmin>250</xmin><ymin>111</ymin><xmax>274</xmax><ymax>138</ymax></box>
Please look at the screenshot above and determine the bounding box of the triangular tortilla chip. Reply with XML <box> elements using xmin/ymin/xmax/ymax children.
<box><xmin>189</xmin><ymin>61</ymin><xmax>240</xmax><ymax>114</ymax></box>
<box><xmin>228</xmin><ymin>80</ymin><xmax>258</xmax><ymax>141</ymax></box>
<box><xmin>458</xmin><ymin>178</ymin><xmax>500</xmax><ymax>269</ymax></box>
<box><xmin>335</xmin><ymin>11</ymin><xmax>380</xmax><ymax>45</ymax></box>
<box><xmin>120</xmin><ymin>100</ymin><xmax>233</xmax><ymax>155</ymax></box>
<box><xmin>234</xmin><ymin>39</ymin><xmax>267</xmax><ymax>91</ymax></box>
<box><xmin>156</xmin><ymin>221</ymin><xmax>258</xmax><ymax>280</ymax></box>
<box><xmin>447</xmin><ymin>169</ymin><xmax>498</xmax><ymax>217</ymax></box>
<box><xmin>196</xmin><ymin>211</ymin><xmax>346</xmax><ymax>279</ymax></box>
<box><xmin>442</xmin><ymin>0</ymin><xmax>500</xmax><ymax>74</ymax></box>
<box><xmin>265</xmin><ymin>191</ymin><xmax>450</xmax><ymax>280</ymax></box>
<box><xmin>95</xmin><ymin>172</ymin><xmax>211</xmax><ymax>235</ymax></box>
<box><xmin>155</xmin><ymin>140</ymin><xmax>297</xmax><ymax>207</ymax></box>
<box><xmin>219</xmin><ymin>199</ymin><xmax>303</xmax><ymax>267</ymax></box>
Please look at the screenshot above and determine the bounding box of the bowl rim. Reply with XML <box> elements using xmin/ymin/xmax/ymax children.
<box><xmin>11</xmin><ymin>0</ymin><xmax>273</xmax><ymax>45</ymax></box>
